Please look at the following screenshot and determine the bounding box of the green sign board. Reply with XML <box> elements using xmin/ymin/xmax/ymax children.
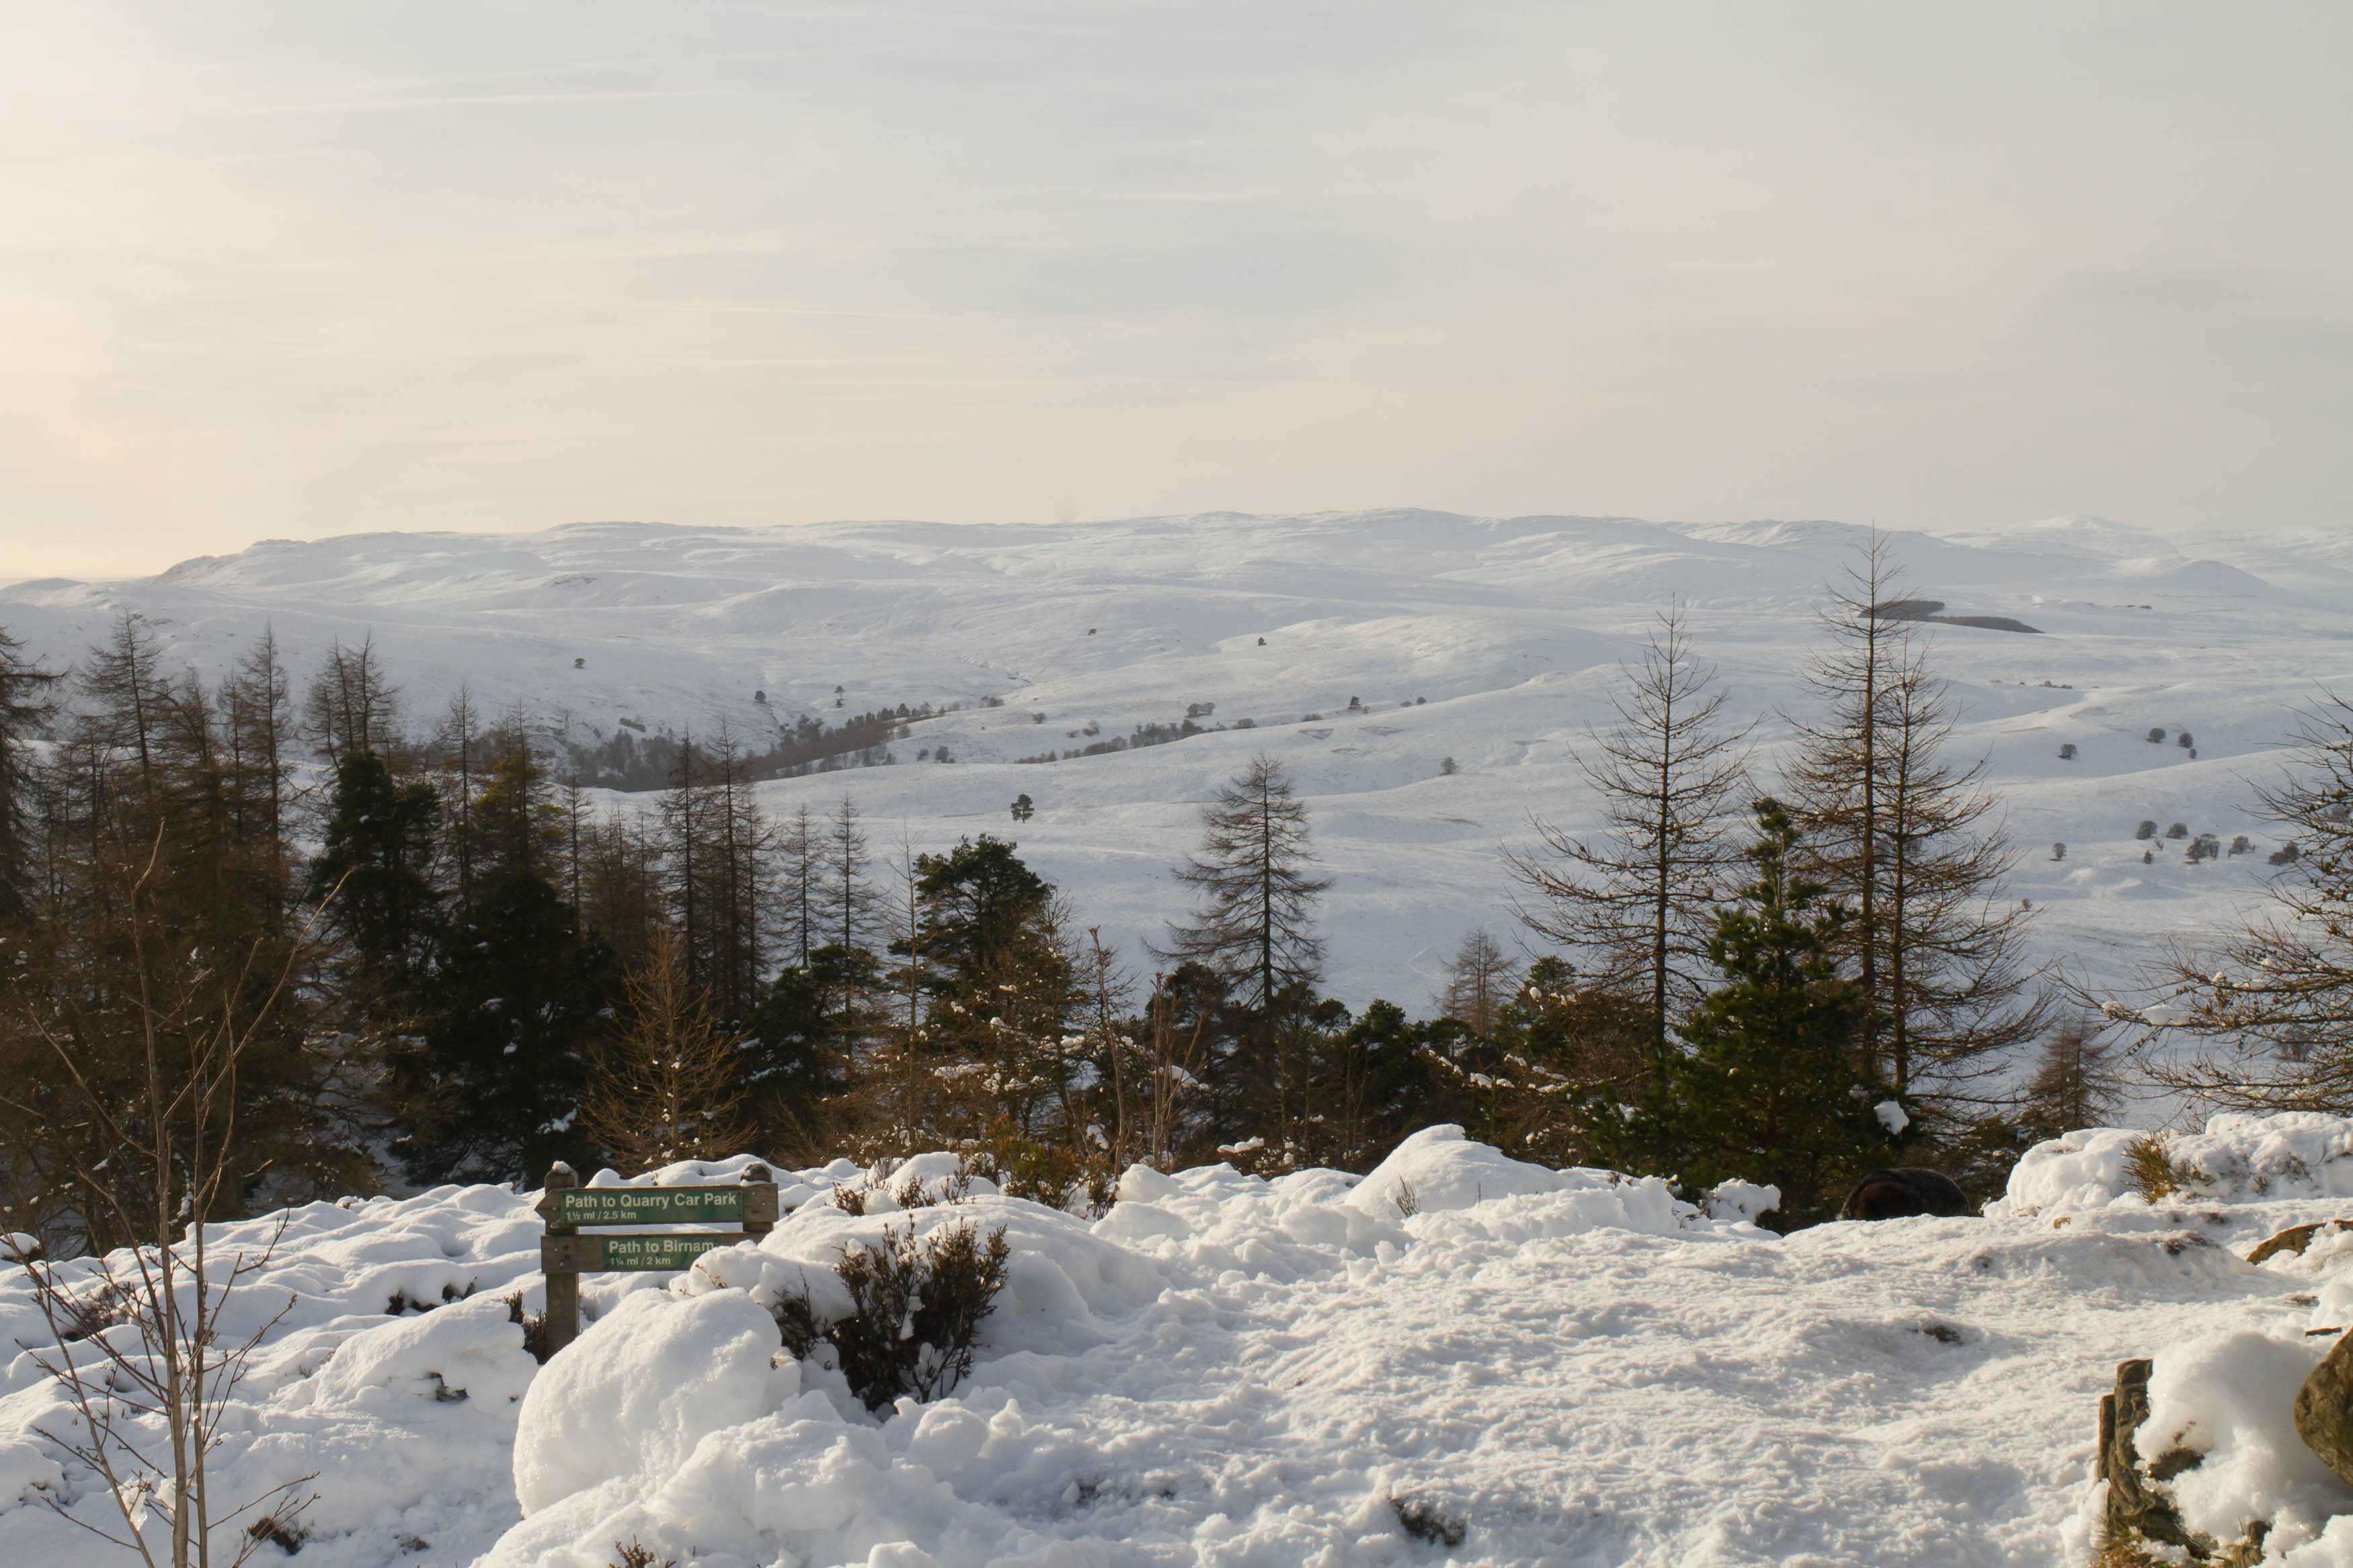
<box><xmin>549</xmin><ymin>1186</ymin><xmax>748</xmax><ymax>1227</ymax></box>
<box><xmin>543</xmin><ymin>1232</ymin><xmax>743</xmax><ymax>1273</ymax></box>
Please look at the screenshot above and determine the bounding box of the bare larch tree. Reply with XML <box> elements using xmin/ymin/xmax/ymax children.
<box><xmin>1158</xmin><ymin>753</ymin><xmax>1330</xmax><ymax>1020</ymax></box>
<box><xmin>1439</xmin><ymin>930</ymin><xmax>1520</xmax><ymax>1040</ymax></box>
<box><xmin>1784</xmin><ymin>534</ymin><xmax>2044</xmax><ymax>1102</ymax></box>
<box><xmin>1507</xmin><ymin>605</ymin><xmax>1751</xmax><ymax>1048</ymax></box>
<box><xmin>579</xmin><ymin>928</ymin><xmax>754</xmax><ymax>1172</ymax></box>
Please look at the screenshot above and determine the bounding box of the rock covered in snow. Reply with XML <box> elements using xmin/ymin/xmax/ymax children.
<box><xmin>2299</xmin><ymin>1332</ymin><xmax>2353</xmax><ymax>1491</ymax></box>
<box><xmin>2132</xmin><ymin>1330</ymin><xmax>2353</xmax><ymax>1560</ymax></box>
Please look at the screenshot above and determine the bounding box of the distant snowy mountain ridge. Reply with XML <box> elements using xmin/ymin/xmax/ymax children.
<box><xmin>3</xmin><ymin>509</ymin><xmax>2347</xmax><ymax>1006</ymax></box>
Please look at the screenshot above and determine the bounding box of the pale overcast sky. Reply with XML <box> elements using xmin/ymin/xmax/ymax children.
<box><xmin>2</xmin><ymin>3</ymin><xmax>2347</xmax><ymax>578</ymax></box>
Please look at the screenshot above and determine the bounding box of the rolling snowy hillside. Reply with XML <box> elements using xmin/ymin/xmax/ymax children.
<box><xmin>4</xmin><ymin>509</ymin><xmax>2346</xmax><ymax>1021</ymax></box>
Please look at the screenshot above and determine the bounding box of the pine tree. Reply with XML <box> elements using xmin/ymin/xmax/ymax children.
<box><xmin>397</xmin><ymin>871</ymin><xmax>617</xmax><ymax>1183</ymax></box>
<box><xmin>1507</xmin><ymin>606</ymin><xmax>1750</xmax><ymax>1046</ymax></box>
<box><xmin>741</xmin><ymin>954</ymin><xmax>856</xmax><ymax>1160</ymax></box>
<box><xmin>906</xmin><ymin>836</ymin><xmax>1087</xmax><ymax>1149</ymax></box>
<box><xmin>309</xmin><ymin>752</ymin><xmax>442</xmax><ymax>1004</ymax></box>
<box><xmin>1156</xmin><ymin>754</ymin><xmax>1331</xmax><ymax>1159</ymax></box>
<box><xmin>1601</xmin><ymin>800</ymin><xmax>1902</xmax><ymax>1227</ymax></box>
<box><xmin>1485</xmin><ymin>957</ymin><xmax>1652</xmax><ymax>1165</ymax></box>
<box><xmin>0</xmin><ymin>623</ymin><xmax>58</xmax><ymax>923</ymax></box>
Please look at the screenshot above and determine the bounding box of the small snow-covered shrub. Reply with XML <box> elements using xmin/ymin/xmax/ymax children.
<box><xmin>504</xmin><ymin>1290</ymin><xmax>551</xmax><ymax>1364</ymax></box>
<box><xmin>2136</xmin><ymin>820</ymin><xmax>2158</xmax><ymax>840</ymax></box>
<box><xmin>827</xmin><ymin>1219</ymin><xmax>1011</xmax><ymax>1411</ymax></box>
<box><xmin>246</xmin><ymin>1515</ymin><xmax>311</xmax><ymax>1555</ymax></box>
<box><xmin>961</xmin><ymin>1137</ymin><xmax>1110</xmax><ymax>1214</ymax></box>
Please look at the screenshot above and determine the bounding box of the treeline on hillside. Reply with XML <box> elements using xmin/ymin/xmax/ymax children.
<box><xmin>561</xmin><ymin>699</ymin><xmax>958</xmax><ymax>791</ymax></box>
<box><xmin>2</xmin><ymin>536</ymin><xmax>2348</xmax><ymax>1252</ymax></box>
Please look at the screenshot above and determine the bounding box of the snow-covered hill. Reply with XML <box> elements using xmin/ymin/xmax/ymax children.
<box><xmin>12</xmin><ymin>1119</ymin><xmax>2353</xmax><ymax>1566</ymax></box>
<box><xmin>4</xmin><ymin>509</ymin><xmax>2346</xmax><ymax>1010</ymax></box>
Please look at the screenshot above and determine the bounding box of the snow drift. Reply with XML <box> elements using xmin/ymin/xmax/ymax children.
<box><xmin>11</xmin><ymin>1120</ymin><xmax>2353</xmax><ymax>1563</ymax></box>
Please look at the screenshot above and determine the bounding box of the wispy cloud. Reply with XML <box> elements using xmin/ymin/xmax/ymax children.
<box><xmin>235</xmin><ymin>88</ymin><xmax>753</xmax><ymax>117</ymax></box>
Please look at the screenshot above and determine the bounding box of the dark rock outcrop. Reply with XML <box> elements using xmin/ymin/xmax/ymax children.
<box><xmin>2297</xmin><ymin>1329</ymin><xmax>2353</xmax><ymax>1488</ymax></box>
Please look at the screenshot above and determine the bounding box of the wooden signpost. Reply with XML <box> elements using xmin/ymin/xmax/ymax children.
<box><xmin>537</xmin><ymin>1161</ymin><xmax>779</xmax><ymax>1354</ymax></box>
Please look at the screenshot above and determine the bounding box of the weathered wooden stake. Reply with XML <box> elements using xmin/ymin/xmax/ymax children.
<box><xmin>543</xmin><ymin>1161</ymin><xmax>581</xmax><ymax>1355</ymax></box>
<box><xmin>744</xmin><ymin>1164</ymin><xmax>776</xmax><ymax>1239</ymax></box>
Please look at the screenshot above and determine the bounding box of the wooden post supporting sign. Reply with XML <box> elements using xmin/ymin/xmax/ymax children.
<box><xmin>537</xmin><ymin>1163</ymin><xmax>779</xmax><ymax>1355</ymax></box>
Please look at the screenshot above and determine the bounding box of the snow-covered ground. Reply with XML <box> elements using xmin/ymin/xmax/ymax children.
<box><xmin>3</xmin><ymin>508</ymin><xmax>2348</xmax><ymax>1014</ymax></box>
<box><xmin>13</xmin><ymin>1120</ymin><xmax>2353</xmax><ymax>1565</ymax></box>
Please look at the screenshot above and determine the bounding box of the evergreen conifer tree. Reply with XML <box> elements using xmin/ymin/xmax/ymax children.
<box><xmin>309</xmin><ymin>752</ymin><xmax>442</xmax><ymax>1003</ymax></box>
<box><xmin>741</xmin><ymin>952</ymin><xmax>858</xmax><ymax>1158</ymax></box>
<box><xmin>1156</xmin><ymin>755</ymin><xmax>1330</xmax><ymax>1155</ymax></box>
<box><xmin>396</xmin><ymin>870</ymin><xmax>616</xmax><ymax>1183</ymax></box>
<box><xmin>1599</xmin><ymin>799</ymin><xmax>1903</xmax><ymax>1227</ymax></box>
<box><xmin>0</xmin><ymin>623</ymin><xmax>57</xmax><ymax>923</ymax></box>
<box><xmin>905</xmin><ymin>835</ymin><xmax>1088</xmax><ymax>1148</ymax></box>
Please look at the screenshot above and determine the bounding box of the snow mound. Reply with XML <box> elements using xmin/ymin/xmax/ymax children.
<box><xmin>17</xmin><ymin>1128</ymin><xmax>2353</xmax><ymax>1564</ymax></box>
<box><xmin>1993</xmin><ymin>1113</ymin><xmax>2353</xmax><ymax>1219</ymax></box>
<box><xmin>1343</xmin><ymin>1122</ymin><xmax>1577</xmax><ymax>1216</ymax></box>
<box><xmin>514</xmin><ymin>1288</ymin><xmax>783</xmax><ymax>1515</ymax></box>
